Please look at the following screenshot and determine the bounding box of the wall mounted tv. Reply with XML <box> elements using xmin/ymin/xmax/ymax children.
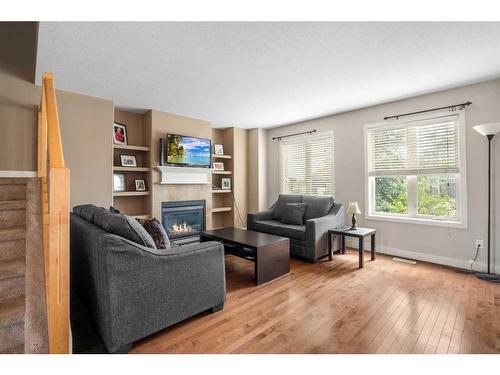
<box><xmin>166</xmin><ymin>134</ymin><xmax>212</xmax><ymax>168</ymax></box>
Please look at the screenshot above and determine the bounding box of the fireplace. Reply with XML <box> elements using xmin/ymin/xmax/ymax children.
<box><xmin>162</xmin><ymin>200</ymin><xmax>206</xmax><ymax>243</ymax></box>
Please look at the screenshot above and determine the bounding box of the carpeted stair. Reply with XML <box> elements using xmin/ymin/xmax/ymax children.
<box><xmin>0</xmin><ymin>179</ymin><xmax>27</xmax><ymax>354</ymax></box>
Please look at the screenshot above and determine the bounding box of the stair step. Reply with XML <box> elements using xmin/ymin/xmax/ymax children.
<box><xmin>0</xmin><ymin>200</ymin><xmax>26</xmax><ymax>211</ymax></box>
<box><xmin>0</xmin><ymin>321</ymin><xmax>24</xmax><ymax>353</ymax></box>
<box><xmin>0</xmin><ymin>343</ymin><xmax>24</xmax><ymax>354</ymax></box>
<box><xmin>0</xmin><ymin>276</ymin><xmax>25</xmax><ymax>302</ymax></box>
<box><xmin>0</xmin><ymin>184</ymin><xmax>26</xmax><ymax>202</ymax></box>
<box><xmin>0</xmin><ymin>258</ymin><xmax>25</xmax><ymax>282</ymax></box>
<box><xmin>0</xmin><ymin>296</ymin><xmax>24</xmax><ymax>329</ymax></box>
<box><xmin>0</xmin><ymin>240</ymin><xmax>25</xmax><ymax>262</ymax></box>
<box><xmin>0</xmin><ymin>178</ymin><xmax>28</xmax><ymax>186</ymax></box>
<box><xmin>0</xmin><ymin>209</ymin><xmax>26</xmax><ymax>230</ymax></box>
<box><xmin>0</xmin><ymin>228</ymin><xmax>26</xmax><ymax>243</ymax></box>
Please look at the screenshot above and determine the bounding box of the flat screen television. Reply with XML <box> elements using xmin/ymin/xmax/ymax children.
<box><xmin>166</xmin><ymin>133</ymin><xmax>212</xmax><ymax>168</ymax></box>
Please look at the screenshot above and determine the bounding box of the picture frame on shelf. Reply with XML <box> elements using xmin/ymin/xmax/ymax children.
<box><xmin>134</xmin><ymin>179</ymin><xmax>146</xmax><ymax>191</ymax></box>
<box><xmin>212</xmin><ymin>162</ymin><xmax>224</xmax><ymax>171</ymax></box>
<box><xmin>113</xmin><ymin>122</ymin><xmax>128</xmax><ymax>145</ymax></box>
<box><xmin>113</xmin><ymin>173</ymin><xmax>126</xmax><ymax>192</ymax></box>
<box><xmin>214</xmin><ymin>144</ymin><xmax>224</xmax><ymax>155</ymax></box>
<box><xmin>120</xmin><ymin>154</ymin><xmax>137</xmax><ymax>167</ymax></box>
<box><xmin>221</xmin><ymin>178</ymin><xmax>231</xmax><ymax>190</ymax></box>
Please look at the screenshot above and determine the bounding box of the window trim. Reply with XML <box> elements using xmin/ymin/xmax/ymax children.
<box><xmin>278</xmin><ymin>130</ymin><xmax>335</xmax><ymax>196</ymax></box>
<box><xmin>364</xmin><ymin>110</ymin><xmax>468</xmax><ymax>229</ymax></box>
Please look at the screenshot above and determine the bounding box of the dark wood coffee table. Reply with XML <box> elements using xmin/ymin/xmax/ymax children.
<box><xmin>200</xmin><ymin>227</ymin><xmax>290</xmax><ymax>285</ymax></box>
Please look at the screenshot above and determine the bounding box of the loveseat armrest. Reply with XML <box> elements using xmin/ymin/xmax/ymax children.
<box><xmin>305</xmin><ymin>203</ymin><xmax>346</xmax><ymax>261</ymax></box>
<box><xmin>247</xmin><ymin>203</ymin><xmax>276</xmax><ymax>230</ymax></box>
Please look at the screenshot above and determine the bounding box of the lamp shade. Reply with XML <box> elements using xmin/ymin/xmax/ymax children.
<box><xmin>346</xmin><ymin>201</ymin><xmax>361</xmax><ymax>214</ymax></box>
<box><xmin>473</xmin><ymin>122</ymin><xmax>500</xmax><ymax>137</ymax></box>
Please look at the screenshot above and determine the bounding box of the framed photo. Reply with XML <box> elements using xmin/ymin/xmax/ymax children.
<box><xmin>113</xmin><ymin>173</ymin><xmax>126</xmax><ymax>192</ymax></box>
<box><xmin>113</xmin><ymin>123</ymin><xmax>127</xmax><ymax>145</ymax></box>
<box><xmin>221</xmin><ymin>178</ymin><xmax>231</xmax><ymax>190</ymax></box>
<box><xmin>120</xmin><ymin>154</ymin><xmax>137</xmax><ymax>167</ymax></box>
<box><xmin>212</xmin><ymin>162</ymin><xmax>224</xmax><ymax>171</ymax></box>
<box><xmin>134</xmin><ymin>179</ymin><xmax>146</xmax><ymax>191</ymax></box>
<box><xmin>214</xmin><ymin>144</ymin><xmax>224</xmax><ymax>155</ymax></box>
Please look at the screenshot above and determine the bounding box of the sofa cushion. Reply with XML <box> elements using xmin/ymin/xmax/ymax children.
<box><xmin>302</xmin><ymin>195</ymin><xmax>334</xmax><ymax>221</ymax></box>
<box><xmin>272</xmin><ymin>194</ymin><xmax>303</xmax><ymax>221</ymax></box>
<box><xmin>253</xmin><ymin>220</ymin><xmax>305</xmax><ymax>241</ymax></box>
<box><xmin>72</xmin><ymin>204</ymin><xmax>86</xmax><ymax>217</ymax></box>
<box><xmin>93</xmin><ymin>210</ymin><xmax>157</xmax><ymax>249</ymax></box>
<box><xmin>280</xmin><ymin>203</ymin><xmax>306</xmax><ymax>225</ymax></box>
<box><xmin>79</xmin><ymin>204</ymin><xmax>105</xmax><ymax>223</ymax></box>
<box><xmin>109</xmin><ymin>206</ymin><xmax>121</xmax><ymax>214</ymax></box>
<box><xmin>136</xmin><ymin>218</ymin><xmax>171</xmax><ymax>250</ymax></box>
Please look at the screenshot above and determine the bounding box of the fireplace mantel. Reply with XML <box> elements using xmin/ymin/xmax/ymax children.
<box><xmin>155</xmin><ymin>165</ymin><xmax>212</xmax><ymax>185</ymax></box>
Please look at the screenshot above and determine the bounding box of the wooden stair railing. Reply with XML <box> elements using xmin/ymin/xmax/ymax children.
<box><xmin>37</xmin><ymin>72</ymin><xmax>70</xmax><ymax>354</ymax></box>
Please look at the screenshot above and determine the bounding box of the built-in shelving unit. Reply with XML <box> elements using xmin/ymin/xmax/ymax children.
<box><xmin>113</xmin><ymin>144</ymin><xmax>150</xmax><ymax>152</ymax></box>
<box><xmin>212</xmin><ymin>206</ymin><xmax>232</xmax><ymax>213</ymax></box>
<box><xmin>212</xmin><ymin>154</ymin><xmax>232</xmax><ymax>159</ymax></box>
<box><xmin>112</xmin><ymin>109</ymin><xmax>152</xmax><ymax>219</ymax></box>
<box><xmin>113</xmin><ymin>166</ymin><xmax>150</xmax><ymax>172</ymax></box>
<box><xmin>212</xmin><ymin>170</ymin><xmax>232</xmax><ymax>175</ymax></box>
<box><xmin>113</xmin><ymin>191</ymin><xmax>150</xmax><ymax>197</ymax></box>
<box><xmin>211</xmin><ymin>129</ymin><xmax>235</xmax><ymax>228</ymax></box>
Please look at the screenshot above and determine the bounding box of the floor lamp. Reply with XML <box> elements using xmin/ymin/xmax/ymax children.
<box><xmin>473</xmin><ymin>122</ymin><xmax>500</xmax><ymax>282</ymax></box>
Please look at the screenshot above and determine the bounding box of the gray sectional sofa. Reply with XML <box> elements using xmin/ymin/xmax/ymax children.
<box><xmin>247</xmin><ymin>194</ymin><xmax>346</xmax><ymax>263</ymax></box>
<box><xmin>70</xmin><ymin>206</ymin><xmax>226</xmax><ymax>353</ymax></box>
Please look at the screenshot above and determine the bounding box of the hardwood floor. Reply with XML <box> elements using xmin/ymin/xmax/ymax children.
<box><xmin>131</xmin><ymin>250</ymin><xmax>500</xmax><ymax>354</ymax></box>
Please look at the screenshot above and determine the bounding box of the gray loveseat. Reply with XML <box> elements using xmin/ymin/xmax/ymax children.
<box><xmin>247</xmin><ymin>194</ymin><xmax>345</xmax><ymax>263</ymax></box>
<box><xmin>70</xmin><ymin>209</ymin><xmax>226</xmax><ymax>353</ymax></box>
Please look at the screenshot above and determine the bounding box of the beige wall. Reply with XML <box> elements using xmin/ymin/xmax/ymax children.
<box><xmin>0</xmin><ymin>71</ymin><xmax>39</xmax><ymax>171</ymax></box>
<box><xmin>266</xmin><ymin>79</ymin><xmax>500</xmax><ymax>272</ymax></box>
<box><xmin>0</xmin><ymin>22</ymin><xmax>39</xmax><ymax>172</ymax></box>
<box><xmin>150</xmin><ymin>110</ymin><xmax>213</xmax><ymax>229</ymax></box>
<box><xmin>247</xmin><ymin>128</ymin><xmax>268</xmax><ymax>213</ymax></box>
<box><xmin>57</xmin><ymin>90</ymin><xmax>114</xmax><ymax>208</ymax></box>
<box><xmin>0</xmin><ymin>71</ymin><xmax>114</xmax><ymax>208</ymax></box>
<box><xmin>233</xmin><ymin>128</ymin><xmax>248</xmax><ymax>227</ymax></box>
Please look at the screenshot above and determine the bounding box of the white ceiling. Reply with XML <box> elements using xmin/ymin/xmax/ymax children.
<box><xmin>36</xmin><ymin>22</ymin><xmax>500</xmax><ymax>128</ymax></box>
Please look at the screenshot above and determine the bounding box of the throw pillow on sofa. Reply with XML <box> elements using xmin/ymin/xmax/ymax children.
<box><xmin>74</xmin><ymin>204</ymin><xmax>105</xmax><ymax>223</ymax></box>
<box><xmin>93</xmin><ymin>210</ymin><xmax>157</xmax><ymax>249</ymax></box>
<box><xmin>280</xmin><ymin>203</ymin><xmax>307</xmax><ymax>225</ymax></box>
<box><xmin>272</xmin><ymin>194</ymin><xmax>303</xmax><ymax>221</ymax></box>
<box><xmin>109</xmin><ymin>206</ymin><xmax>121</xmax><ymax>214</ymax></box>
<box><xmin>302</xmin><ymin>195</ymin><xmax>334</xmax><ymax>220</ymax></box>
<box><xmin>136</xmin><ymin>218</ymin><xmax>171</xmax><ymax>250</ymax></box>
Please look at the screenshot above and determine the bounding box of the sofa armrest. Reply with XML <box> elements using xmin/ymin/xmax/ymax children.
<box><xmin>306</xmin><ymin>203</ymin><xmax>346</xmax><ymax>230</ymax></box>
<box><xmin>247</xmin><ymin>202</ymin><xmax>276</xmax><ymax>229</ymax></box>
<box><xmin>305</xmin><ymin>203</ymin><xmax>346</xmax><ymax>260</ymax></box>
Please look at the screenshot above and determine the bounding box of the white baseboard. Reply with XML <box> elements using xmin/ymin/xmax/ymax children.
<box><xmin>344</xmin><ymin>237</ymin><xmax>493</xmax><ymax>272</ymax></box>
<box><xmin>0</xmin><ymin>170</ymin><xmax>37</xmax><ymax>178</ymax></box>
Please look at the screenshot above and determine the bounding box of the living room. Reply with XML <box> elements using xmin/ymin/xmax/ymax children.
<box><xmin>1</xmin><ymin>1</ymin><xmax>499</xmax><ymax>372</ymax></box>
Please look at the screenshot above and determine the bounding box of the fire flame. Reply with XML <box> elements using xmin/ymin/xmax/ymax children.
<box><xmin>171</xmin><ymin>221</ymin><xmax>195</xmax><ymax>233</ymax></box>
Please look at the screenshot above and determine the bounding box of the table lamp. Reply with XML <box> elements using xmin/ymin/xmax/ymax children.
<box><xmin>472</xmin><ymin>122</ymin><xmax>500</xmax><ymax>283</ymax></box>
<box><xmin>346</xmin><ymin>201</ymin><xmax>361</xmax><ymax>230</ymax></box>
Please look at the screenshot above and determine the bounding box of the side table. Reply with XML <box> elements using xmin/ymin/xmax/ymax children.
<box><xmin>328</xmin><ymin>227</ymin><xmax>376</xmax><ymax>268</ymax></box>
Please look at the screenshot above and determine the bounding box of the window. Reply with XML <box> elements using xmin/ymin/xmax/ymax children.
<box><xmin>365</xmin><ymin>111</ymin><xmax>467</xmax><ymax>227</ymax></box>
<box><xmin>279</xmin><ymin>132</ymin><xmax>334</xmax><ymax>195</ymax></box>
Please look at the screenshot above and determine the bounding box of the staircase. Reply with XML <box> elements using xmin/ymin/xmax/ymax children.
<box><xmin>0</xmin><ymin>179</ymin><xmax>27</xmax><ymax>354</ymax></box>
<box><xmin>0</xmin><ymin>72</ymin><xmax>69</xmax><ymax>354</ymax></box>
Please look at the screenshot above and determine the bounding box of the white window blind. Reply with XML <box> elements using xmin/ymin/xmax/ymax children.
<box><xmin>366</xmin><ymin>114</ymin><xmax>459</xmax><ymax>177</ymax></box>
<box><xmin>279</xmin><ymin>132</ymin><xmax>334</xmax><ymax>195</ymax></box>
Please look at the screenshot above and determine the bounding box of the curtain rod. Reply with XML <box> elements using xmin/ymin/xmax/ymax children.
<box><xmin>384</xmin><ymin>101</ymin><xmax>472</xmax><ymax>121</ymax></box>
<box><xmin>272</xmin><ymin>130</ymin><xmax>317</xmax><ymax>141</ymax></box>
